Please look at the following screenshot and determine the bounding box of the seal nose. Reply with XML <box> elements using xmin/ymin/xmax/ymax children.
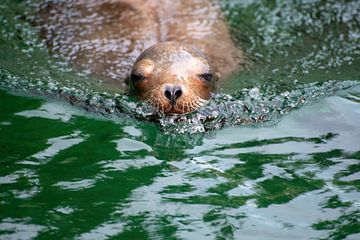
<box><xmin>164</xmin><ymin>85</ymin><xmax>182</xmax><ymax>105</ymax></box>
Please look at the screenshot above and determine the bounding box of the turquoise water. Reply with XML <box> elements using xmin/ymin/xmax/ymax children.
<box><xmin>1</xmin><ymin>0</ymin><xmax>360</xmax><ymax>239</ymax></box>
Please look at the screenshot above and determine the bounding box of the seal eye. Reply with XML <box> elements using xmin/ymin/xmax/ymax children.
<box><xmin>198</xmin><ymin>73</ymin><xmax>213</xmax><ymax>82</ymax></box>
<box><xmin>131</xmin><ymin>73</ymin><xmax>145</xmax><ymax>83</ymax></box>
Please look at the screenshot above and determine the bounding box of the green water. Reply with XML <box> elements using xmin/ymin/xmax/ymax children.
<box><xmin>1</xmin><ymin>90</ymin><xmax>360</xmax><ymax>239</ymax></box>
<box><xmin>1</xmin><ymin>0</ymin><xmax>360</xmax><ymax>239</ymax></box>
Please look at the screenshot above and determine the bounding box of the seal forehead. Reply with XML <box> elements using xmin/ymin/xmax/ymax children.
<box><xmin>168</xmin><ymin>49</ymin><xmax>194</xmax><ymax>62</ymax></box>
<box><xmin>169</xmin><ymin>50</ymin><xmax>209</xmax><ymax>80</ymax></box>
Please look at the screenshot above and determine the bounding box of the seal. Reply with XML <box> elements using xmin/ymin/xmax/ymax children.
<box><xmin>130</xmin><ymin>42</ymin><xmax>215</xmax><ymax>114</ymax></box>
<box><xmin>36</xmin><ymin>0</ymin><xmax>247</xmax><ymax>114</ymax></box>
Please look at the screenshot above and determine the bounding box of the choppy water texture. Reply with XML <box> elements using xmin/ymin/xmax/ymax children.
<box><xmin>1</xmin><ymin>90</ymin><xmax>360</xmax><ymax>239</ymax></box>
<box><xmin>1</xmin><ymin>0</ymin><xmax>360</xmax><ymax>239</ymax></box>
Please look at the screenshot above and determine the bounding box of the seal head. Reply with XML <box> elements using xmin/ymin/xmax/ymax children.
<box><xmin>130</xmin><ymin>42</ymin><xmax>215</xmax><ymax>114</ymax></box>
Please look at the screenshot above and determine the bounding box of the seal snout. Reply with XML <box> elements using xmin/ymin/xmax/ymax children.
<box><xmin>164</xmin><ymin>85</ymin><xmax>183</xmax><ymax>106</ymax></box>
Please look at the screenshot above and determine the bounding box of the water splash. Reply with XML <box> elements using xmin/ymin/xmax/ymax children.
<box><xmin>2</xmin><ymin>67</ymin><xmax>359</xmax><ymax>134</ymax></box>
<box><xmin>158</xmin><ymin>80</ymin><xmax>360</xmax><ymax>133</ymax></box>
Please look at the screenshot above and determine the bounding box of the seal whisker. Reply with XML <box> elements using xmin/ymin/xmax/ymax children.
<box><xmin>191</xmin><ymin>100</ymin><xmax>197</xmax><ymax>110</ymax></box>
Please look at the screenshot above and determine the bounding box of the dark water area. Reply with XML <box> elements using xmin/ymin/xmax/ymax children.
<box><xmin>1</xmin><ymin>0</ymin><xmax>360</xmax><ymax>239</ymax></box>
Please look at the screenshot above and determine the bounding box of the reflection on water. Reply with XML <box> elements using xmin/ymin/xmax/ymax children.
<box><xmin>222</xmin><ymin>0</ymin><xmax>360</xmax><ymax>90</ymax></box>
<box><xmin>0</xmin><ymin>90</ymin><xmax>359</xmax><ymax>239</ymax></box>
<box><xmin>33</xmin><ymin>0</ymin><xmax>155</xmax><ymax>87</ymax></box>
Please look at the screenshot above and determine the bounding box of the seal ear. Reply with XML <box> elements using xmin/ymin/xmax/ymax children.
<box><xmin>215</xmin><ymin>72</ymin><xmax>221</xmax><ymax>81</ymax></box>
<box><xmin>213</xmin><ymin>71</ymin><xmax>221</xmax><ymax>90</ymax></box>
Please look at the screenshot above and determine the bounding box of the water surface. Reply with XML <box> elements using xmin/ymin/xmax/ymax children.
<box><xmin>1</xmin><ymin>0</ymin><xmax>360</xmax><ymax>239</ymax></box>
<box><xmin>1</xmin><ymin>90</ymin><xmax>359</xmax><ymax>239</ymax></box>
